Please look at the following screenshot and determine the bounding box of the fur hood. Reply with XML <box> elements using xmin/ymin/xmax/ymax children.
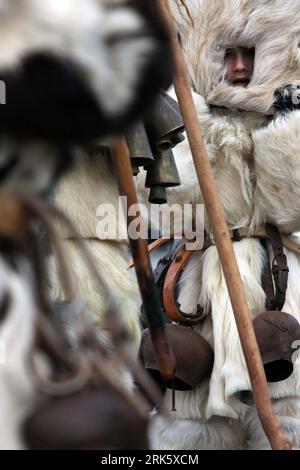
<box><xmin>170</xmin><ymin>0</ymin><xmax>300</xmax><ymax>114</ymax></box>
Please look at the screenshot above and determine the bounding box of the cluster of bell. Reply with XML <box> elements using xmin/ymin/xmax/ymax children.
<box><xmin>139</xmin><ymin>310</ymin><xmax>300</xmax><ymax>395</ymax></box>
<box><xmin>125</xmin><ymin>91</ymin><xmax>184</xmax><ymax>204</ymax></box>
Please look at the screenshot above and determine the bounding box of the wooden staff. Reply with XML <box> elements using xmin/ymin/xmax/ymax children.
<box><xmin>111</xmin><ymin>139</ymin><xmax>176</xmax><ymax>382</ymax></box>
<box><xmin>157</xmin><ymin>0</ymin><xmax>291</xmax><ymax>450</ymax></box>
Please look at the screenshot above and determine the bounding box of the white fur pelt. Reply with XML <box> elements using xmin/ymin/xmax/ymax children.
<box><xmin>245</xmin><ymin>397</ymin><xmax>300</xmax><ymax>450</ymax></box>
<box><xmin>150</xmin><ymin>407</ymin><xmax>246</xmax><ymax>450</ymax></box>
<box><xmin>0</xmin><ymin>256</ymin><xmax>38</xmax><ymax>449</ymax></box>
<box><xmin>50</xmin><ymin>149</ymin><xmax>141</xmax><ymax>353</ymax></box>
<box><xmin>252</xmin><ymin>110</ymin><xmax>300</xmax><ymax>233</ymax></box>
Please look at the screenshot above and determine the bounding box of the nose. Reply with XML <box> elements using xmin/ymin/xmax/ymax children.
<box><xmin>233</xmin><ymin>52</ymin><xmax>247</xmax><ymax>72</ymax></box>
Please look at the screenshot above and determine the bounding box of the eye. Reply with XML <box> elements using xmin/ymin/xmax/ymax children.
<box><xmin>224</xmin><ymin>48</ymin><xmax>234</xmax><ymax>59</ymax></box>
<box><xmin>243</xmin><ymin>47</ymin><xmax>255</xmax><ymax>58</ymax></box>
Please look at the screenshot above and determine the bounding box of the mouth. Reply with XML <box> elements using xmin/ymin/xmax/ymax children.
<box><xmin>232</xmin><ymin>78</ymin><xmax>250</xmax><ymax>87</ymax></box>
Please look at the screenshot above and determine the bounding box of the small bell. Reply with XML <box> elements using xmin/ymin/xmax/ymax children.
<box><xmin>125</xmin><ymin>120</ymin><xmax>154</xmax><ymax>170</ymax></box>
<box><xmin>145</xmin><ymin>147</ymin><xmax>181</xmax><ymax>189</ymax></box>
<box><xmin>148</xmin><ymin>185</ymin><xmax>167</xmax><ymax>205</ymax></box>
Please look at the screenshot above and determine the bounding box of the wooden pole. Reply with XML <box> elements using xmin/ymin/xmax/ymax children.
<box><xmin>111</xmin><ymin>138</ymin><xmax>176</xmax><ymax>382</ymax></box>
<box><xmin>157</xmin><ymin>0</ymin><xmax>291</xmax><ymax>450</ymax></box>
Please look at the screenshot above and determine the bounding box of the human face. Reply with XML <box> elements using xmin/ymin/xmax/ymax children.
<box><xmin>224</xmin><ymin>47</ymin><xmax>255</xmax><ymax>87</ymax></box>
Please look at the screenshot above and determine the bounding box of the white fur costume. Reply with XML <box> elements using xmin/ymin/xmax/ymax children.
<box><xmin>140</xmin><ymin>0</ymin><xmax>300</xmax><ymax>450</ymax></box>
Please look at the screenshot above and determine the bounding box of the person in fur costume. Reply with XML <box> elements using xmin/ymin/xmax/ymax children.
<box><xmin>138</xmin><ymin>0</ymin><xmax>300</xmax><ymax>450</ymax></box>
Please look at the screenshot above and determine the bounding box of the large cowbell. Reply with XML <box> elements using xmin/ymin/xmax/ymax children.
<box><xmin>23</xmin><ymin>385</ymin><xmax>148</xmax><ymax>450</ymax></box>
<box><xmin>140</xmin><ymin>324</ymin><xmax>214</xmax><ymax>391</ymax></box>
<box><xmin>253</xmin><ymin>310</ymin><xmax>300</xmax><ymax>383</ymax></box>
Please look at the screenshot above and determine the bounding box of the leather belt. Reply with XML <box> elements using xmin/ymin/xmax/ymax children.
<box><xmin>128</xmin><ymin>226</ymin><xmax>300</xmax><ymax>325</ymax></box>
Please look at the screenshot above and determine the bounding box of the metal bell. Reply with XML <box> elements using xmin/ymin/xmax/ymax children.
<box><xmin>253</xmin><ymin>310</ymin><xmax>300</xmax><ymax>382</ymax></box>
<box><xmin>22</xmin><ymin>386</ymin><xmax>148</xmax><ymax>450</ymax></box>
<box><xmin>145</xmin><ymin>91</ymin><xmax>184</xmax><ymax>148</ymax></box>
<box><xmin>125</xmin><ymin>121</ymin><xmax>154</xmax><ymax>169</ymax></box>
<box><xmin>148</xmin><ymin>185</ymin><xmax>167</xmax><ymax>205</ymax></box>
<box><xmin>145</xmin><ymin>147</ymin><xmax>181</xmax><ymax>189</ymax></box>
<box><xmin>140</xmin><ymin>324</ymin><xmax>214</xmax><ymax>391</ymax></box>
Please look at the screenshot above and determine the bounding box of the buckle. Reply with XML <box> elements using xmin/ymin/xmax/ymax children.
<box><xmin>272</xmin><ymin>257</ymin><xmax>289</xmax><ymax>294</ymax></box>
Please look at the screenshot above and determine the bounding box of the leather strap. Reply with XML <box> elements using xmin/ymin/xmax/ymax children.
<box><xmin>152</xmin><ymin>238</ymin><xmax>206</xmax><ymax>325</ymax></box>
<box><xmin>128</xmin><ymin>224</ymin><xmax>295</xmax><ymax>323</ymax></box>
<box><xmin>128</xmin><ymin>226</ymin><xmax>300</xmax><ymax>269</ymax></box>
<box><xmin>163</xmin><ymin>244</ymin><xmax>205</xmax><ymax>325</ymax></box>
<box><xmin>260</xmin><ymin>238</ymin><xmax>276</xmax><ymax>311</ymax></box>
<box><xmin>261</xmin><ymin>224</ymin><xmax>289</xmax><ymax>311</ymax></box>
<box><xmin>153</xmin><ymin>238</ymin><xmax>185</xmax><ymax>299</ymax></box>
